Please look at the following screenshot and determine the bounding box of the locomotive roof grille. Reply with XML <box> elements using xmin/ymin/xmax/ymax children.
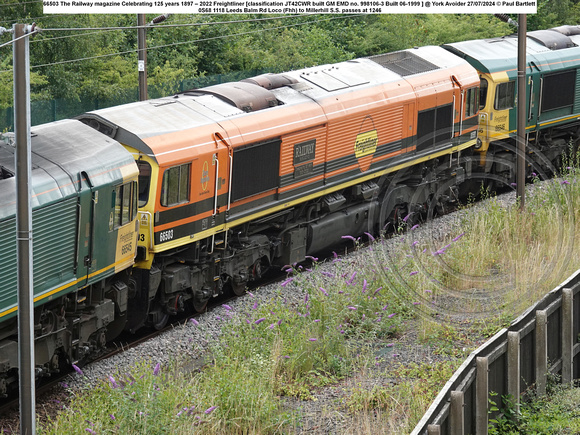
<box><xmin>527</xmin><ymin>29</ymin><xmax>576</xmax><ymax>50</ymax></box>
<box><xmin>185</xmin><ymin>82</ymin><xmax>280</xmax><ymax>112</ymax></box>
<box><xmin>367</xmin><ymin>50</ymin><xmax>440</xmax><ymax>76</ymax></box>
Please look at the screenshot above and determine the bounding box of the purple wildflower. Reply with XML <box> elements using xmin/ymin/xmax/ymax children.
<box><xmin>304</xmin><ymin>293</ymin><xmax>309</xmax><ymax>303</ymax></box>
<box><xmin>86</xmin><ymin>429</ymin><xmax>96</xmax><ymax>434</ymax></box>
<box><xmin>248</xmin><ymin>291</ymin><xmax>254</xmax><ymax>297</ymax></box>
<box><xmin>252</xmin><ymin>301</ymin><xmax>258</xmax><ymax>310</ymax></box>
<box><xmin>411</xmin><ymin>241</ymin><xmax>419</xmax><ymax>247</ymax></box>
<box><xmin>281</xmin><ymin>278</ymin><xmax>293</xmax><ymax>287</ymax></box>
<box><xmin>411</xmin><ymin>224</ymin><xmax>419</xmax><ymax>230</ymax></box>
<box><xmin>410</xmin><ymin>271</ymin><xmax>418</xmax><ymax>276</ymax></box>
<box><xmin>511</xmin><ymin>183</ymin><xmax>517</xmax><ymax>187</ymax></box>
<box><xmin>305</xmin><ymin>255</ymin><xmax>318</xmax><ymax>261</ymax></box>
<box><xmin>403</xmin><ymin>214</ymin><xmax>410</xmax><ymax>222</ymax></box>
<box><xmin>346</xmin><ymin>271</ymin><xmax>357</xmax><ymax>285</ymax></box>
<box><xmin>277</xmin><ymin>319</ymin><xmax>283</xmax><ymax>326</ymax></box>
<box><xmin>348</xmin><ymin>306</ymin><xmax>357</xmax><ymax>310</ymax></box>
<box><xmin>561</xmin><ymin>180</ymin><xmax>570</xmax><ymax>185</ymax></box>
<box><xmin>362</xmin><ymin>279</ymin><xmax>367</xmax><ymax>292</ymax></box>
<box><xmin>452</xmin><ymin>232</ymin><xmax>465</xmax><ymax>242</ymax></box>
<box><xmin>309</xmin><ymin>338</ymin><xmax>318</xmax><ymax>342</ymax></box>
<box><xmin>425</xmin><ymin>289</ymin><xmax>433</xmax><ymax>293</ymax></box>
<box><xmin>109</xmin><ymin>376</ymin><xmax>119</xmax><ymax>388</ymax></box>
<box><xmin>374</xmin><ymin>287</ymin><xmax>383</xmax><ymax>295</ymax></box>
<box><xmin>341</xmin><ymin>235</ymin><xmax>357</xmax><ymax>242</ymax></box>
<box><xmin>314</xmin><ymin>319</ymin><xmax>321</xmax><ymax>322</ymax></box>
<box><xmin>110</xmin><ymin>414</ymin><xmax>116</xmax><ymax>421</ymax></box>
<box><xmin>190</xmin><ymin>318</ymin><xmax>199</xmax><ymax>326</ymax></box>
<box><xmin>413</xmin><ymin>302</ymin><xmax>421</xmax><ymax>305</ymax></box>
<box><xmin>388</xmin><ymin>313</ymin><xmax>396</xmax><ymax>318</ymax></box>
<box><xmin>319</xmin><ymin>287</ymin><xmax>328</xmax><ymax>296</ymax></box>
<box><xmin>222</xmin><ymin>304</ymin><xmax>232</xmax><ymax>310</ymax></box>
<box><xmin>364</xmin><ymin>232</ymin><xmax>376</xmax><ymax>242</ymax></box>
<box><xmin>153</xmin><ymin>363</ymin><xmax>161</xmax><ymax>376</ymax></box>
<box><xmin>268</xmin><ymin>323</ymin><xmax>276</xmax><ymax>329</ymax></box>
<box><xmin>254</xmin><ymin>318</ymin><xmax>266</xmax><ymax>325</ymax></box>
<box><xmin>205</xmin><ymin>406</ymin><xmax>217</xmax><ymax>414</ymax></box>
<box><xmin>72</xmin><ymin>364</ymin><xmax>83</xmax><ymax>376</ymax></box>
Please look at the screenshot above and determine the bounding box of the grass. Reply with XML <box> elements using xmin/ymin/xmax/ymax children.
<box><xmin>489</xmin><ymin>382</ymin><xmax>580</xmax><ymax>435</ymax></box>
<box><xmin>31</xmin><ymin>161</ymin><xmax>580</xmax><ymax>435</ymax></box>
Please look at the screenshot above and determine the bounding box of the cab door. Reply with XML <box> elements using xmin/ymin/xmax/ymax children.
<box><xmin>77</xmin><ymin>171</ymin><xmax>95</xmax><ymax>287</ymax></box>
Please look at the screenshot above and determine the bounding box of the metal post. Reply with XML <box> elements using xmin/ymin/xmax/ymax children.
<box><xmin>516</xmin><ymin>14</ymin><xmax>527</xmax><ymax>209</ymax></box>
<box><xmin>137</xmin><ymin>14</ymin><xmax>147</xmax><ymax>101</ymax></box>
<box><xmin>14</xmin><ymin>22</ymin><xmax>36</xmax><ymax>435</ymax></box>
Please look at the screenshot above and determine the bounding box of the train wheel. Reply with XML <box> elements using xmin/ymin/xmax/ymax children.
<box><xmin>231</xmin><ymin>281</ymin><xmax>247</xmax><ymax>296</ymax></box>
<box><xmin>192</xmin><ymin>299</ymin><xmax>208</xmax><ymax>313</ymax></box>
<box><xmin>150</xmin><ymin>302</ymin><xmax>169</xmax><ymax>330</ymax></box>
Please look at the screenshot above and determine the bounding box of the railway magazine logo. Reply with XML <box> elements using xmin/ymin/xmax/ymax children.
<box><xmin>354</xmin><ymin>129</ymin><xmax>378</xmax><ymax>158</ymax></box>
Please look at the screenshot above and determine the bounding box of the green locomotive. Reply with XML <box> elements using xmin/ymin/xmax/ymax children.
<box><xmin>444</xmin><ymin>25</ymin><xmax>580</xmax><ymax>182</ymax></box>
<box><xmin>0</xmin><ymin>119</ymin><xmax>138</xmax><ymax>397</ymax></box>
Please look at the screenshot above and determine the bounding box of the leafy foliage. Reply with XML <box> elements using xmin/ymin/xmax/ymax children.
<box><xmin>0</xmin><ymin>12</ymin><xmax>556</xmax><ymax>113</ymax></box>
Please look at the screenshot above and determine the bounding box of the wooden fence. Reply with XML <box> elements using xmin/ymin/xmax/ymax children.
<box><xmin>412</xmin><ymin>269</ymin><xmax>580</xmax><ymax>435</ymax></box>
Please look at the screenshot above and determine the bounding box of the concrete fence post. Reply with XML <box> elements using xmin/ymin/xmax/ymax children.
<box><xmin>535</xmin><ymin>309</ymin><xmax>547</xmax><ymax>395</ymax></box>
<box><xmin>450</xmin><ymin>390</ymin><xmax>464</xmax><ymax>435</ymax></box>
<box><xmin>507</xmin><ymin>330</ymin><xmax>520</xmax><ymax>413</ymax></box>
<box><xmin>562</xmin><ymin>288</ymin><xmax>573</xmax><ymax>384</ymax></box>
<box><xmin>476</xmin><ymin>356</ymin><xmax>489</xmax><ymax>435</ymax></box>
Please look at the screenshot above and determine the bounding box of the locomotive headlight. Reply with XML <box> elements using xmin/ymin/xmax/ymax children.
<box><xmin>475</xmin><ymin>138</ymin><xmax>482</xmax><ymax>149</ymax></box>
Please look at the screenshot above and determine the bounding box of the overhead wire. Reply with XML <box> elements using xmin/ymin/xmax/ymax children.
<box><xmin>0</xmin><ymin>15</ymin><xmax>71</xmax><ymax>26</ymax></box>
<box><xmin>29</xmin><ymin>14</ymin><xmax>309</xmax><ymax>43</ymax></box>
<box><xmin>39</xmin><ymin>14</ymin><xmax>314</xmax><ymax>31</ymax></box>
<box><xmin>0</xmin><ymin>14</ymin><xmax>319</xmax><ymax>45</ymax></box>
<box><xmin>0</xmin><ymin>14</ymin><xmax>359</xmax><ymax>72</ymax></box>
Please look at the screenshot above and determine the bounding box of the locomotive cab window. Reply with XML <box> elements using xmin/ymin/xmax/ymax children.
<box><xmin>137</xmin><ymin>160</ymin><xmax>151</xmax><ymax>207</ymax></box>
<box><xmin>479</xmin><ymin>78</ymin><xmax>488</xmax><ymax>110</ymax></box>
<box><xmin>113</xmin><ymin>181</ymin><xmax>137</xmax><ymax>229</ymax></box>
<box><xmin>161</xmin><ymin>163</ymin><xmax>190</xmax><ymax>207</ymax></box>
<box><xmin>464</xmin><ymin>87</ymin><xmax>478</xmax><ymax>117</ymax></box>
<box><xmin>494</xmin><ymin>81</ymin><xmax>515</xmax><ymax>110</ymax></box>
